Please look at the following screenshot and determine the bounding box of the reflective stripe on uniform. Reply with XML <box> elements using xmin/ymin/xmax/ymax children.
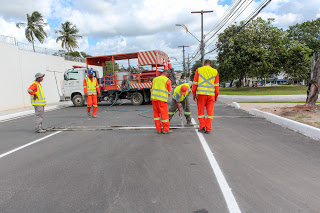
<box><xmin>198</xmin><ymin>73</ymin><xmax>216</xmax><ymax>87</ymax></box>
<box><xmin>196</xmin><ymin>89</ymin><xmax>215</xmax><ymax>94</ymax></box>
<box><xmin>196</xmin><ymin>66</ymin><xmax>218</xmax><ymax>96</ymax></box>
<box><xmin>161</xmin><ymin>119</ymin><xmax>169</xmax><ymax>122</ymax></box>
<box><xmin>169</xmin><ymin>112</ymin><xmax>175</xmax><ymax>115</ymax></box>
<box><xmin>154</xmin><ymin>117</ymin><xmax>160</xmax><ymax>120</ymax></box>
<box><xmin>184</xmin><ymin>112</ymin><xmax>191</xmax><ymax>115</ymax></box>
<box><xmin>152</xmin><ymin>94</ymin><xmax>168</xmax><ymax>100</ymax></box>
<box><xmin>151</xmin><ymin>88</ymin><xmax>170</xmax><ymax>94</ymax></box>
<box><xmin>151</xmin><ymin>76</ymin><xmax>170</xmax><ymax>102</ymax></box>
<box><xmin>193</xmin><ymin>81</ymin><xmax>198</xmax><ymax>85</ymax></box>
<box><xmin>93</xmin><ymin>105</ymin><xmax>98</xmax><ymax>107</ymax></box>
<box><xmin>198</xmin><ymin>115</ymin><xmax>205</xmax><ymax>118</ymax></box>
<box><xmin>207</xmin><ymin>115</ymin><xmax>214</xmax><ymax>119</ymax></box>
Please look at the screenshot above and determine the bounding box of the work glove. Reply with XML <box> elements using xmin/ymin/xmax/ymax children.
<box><xmin>33</xmin><ymin>94</ymin><xmax>38</xmax><ymax>100</ymax></box>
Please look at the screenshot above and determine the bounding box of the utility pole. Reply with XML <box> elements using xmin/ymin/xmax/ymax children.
<box><xmin>191</xmin><ymin>10</ymin><xmax>213</xmax><ymax>66</ymax></box>
<box><xmin>178</xmin><ymin>45</ymin><xmax>189</xmax><ymax>79</ymax></box>
<box><xmin>187</xmin><ymin>53</ymin><xmax>190</xmax><ymax>79</ymax></box>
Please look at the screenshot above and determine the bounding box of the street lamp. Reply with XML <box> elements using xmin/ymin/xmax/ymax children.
<box><xmin>175</xmin><ymin>24</ymin><xmax>201</xmax><ymax>43</ymax></box>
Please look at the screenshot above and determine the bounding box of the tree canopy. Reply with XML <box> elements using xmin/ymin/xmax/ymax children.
<box><xmin>216</xmin><ymin>17</ymin><xmax>312</xmax><ymax>87</ymax></box>
<box><xmin>16</xmin><ymin>11</ymin><xmax>48</xmax><ymax>52</ymax></box>
<box><xmin>55</xmin><ymin>21</ymin><xmax>82</xmax><ymax>56</ymax></box>
<box><xmin>287</xmin><ymin>18</ymin><xmax>320</xmax><ymax>54</ymax></box>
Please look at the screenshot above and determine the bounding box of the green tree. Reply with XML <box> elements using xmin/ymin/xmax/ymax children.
<box><xmin>68</xmin><ymin>51</ymin><xmax>92</xmax><ymax>58</ymax></box>
<box><xmin>104</xmin><ymin>61</ymin><xmax>120</xmax><ymax>75</ymax></box>
<box><xmin>287</xmin><ymin>18</ymin><xmax>320</xmax><ymax>54</ymax></box>
<box><xmin>284</xmin><ymin>41</ymin><xmax>313</xmax><ymax>82</ymax></box>
<box><xmin>16</xmin><ymin>11</ymin><xmax>48</xmax><ymax>52</ymax></box>
<box><xmin>217</xmin><ymin>18</ymin><xmax>287</xmax><ymax>87</ymax></box>
<box><xmin>80</xmin><ymin>52</ymin><xmax>92</xmax><ymax>58</ymax></box>
<box><xmin>55</xmin><ymin>21</ymin><xmax>82</xmax><ymax>56</ymax></box>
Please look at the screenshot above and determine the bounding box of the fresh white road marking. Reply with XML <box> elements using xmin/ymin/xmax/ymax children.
<box><xmin>191</xmin><ymin>118</ymin><xmax>241</xmax><ymax>213</ymax></box>
<box><xmin>0</xmin><ymin>131</ymin><xmax>62</xmax><ymax>159</ymax></box>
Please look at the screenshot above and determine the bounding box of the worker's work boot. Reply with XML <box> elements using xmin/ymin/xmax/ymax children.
<box><xmin>157</xmin><ymin>130</ymin><xmax>163</xmax><ymax>134</ymax></box>
<box><xmin>204</xmin><ymin>130</ymin><xmax>211</xmax><ymax>134</ymax></box>
<box><xmin>36</xmin><ymin>129</ymin><xmax>46</xmax><ymax>133</ymax></box>
<box><xmin>162</xmin><ymin>130</ymin><xmax>173</xmax><ymax>134</ymax></box>
<box><xmin>92</xmin><ymin>115</ymin><xmax>97</xmax><ymax>118</ymax></box>
<box><xmin>198</xmin><ymin>127</ymin><xmax>205</xmax><ymax>133</ymax></box>
<box><xmin>87</xmin><ymin>112</ymin><xmax>91</xmax><ymax>116</ymax></box>
<box><xmin>186</xmin><ymin>118</ymin><xmax>192</xmax><ymax>125</ymax></box>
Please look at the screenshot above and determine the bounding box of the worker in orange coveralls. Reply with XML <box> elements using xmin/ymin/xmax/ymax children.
<box><xmin>151</xmin><ymin>70</ymin><xmax>172</xmax><ymax>134</ymax></box>
<box><xmin>192</xmin><ymin>60</ymin><xmax>219</xmax><ymax>134</ymax></box>
<box><xmin>83</xmin><ymin>69</ymin><xmax>101</xmax><ymax>118</ymax></box>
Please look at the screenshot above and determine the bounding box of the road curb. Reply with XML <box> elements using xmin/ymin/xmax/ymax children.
<box><xmin>0</xmin><ymin>103</ymin><xmax>72</xmax><ymax>122</ymax></box>
<box><xmin>231</xmin><ymin>102</ymin><xmax>240</xmax><ymax>108</ymax></box>
<box><xmin>249</xmin><ymin>108</ymin><xmax>320</xmax><ymax>141</ymax></box>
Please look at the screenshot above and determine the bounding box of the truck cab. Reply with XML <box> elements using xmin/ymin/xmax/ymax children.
<box><xmin>61</xmin><ymin>66</ymin><xmax>99</xmax><ymax>106</ymax></box>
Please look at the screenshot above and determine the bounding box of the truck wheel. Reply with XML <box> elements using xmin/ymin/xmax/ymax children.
<box><xmin>72</xmin><ymin>94</ymin><xmax>84</xmax><ymax>107</ymax></box>
<box><xmin>131</xmin><ymin>92</ymin><xmax>144</xmax><ymax>105</ymax></box>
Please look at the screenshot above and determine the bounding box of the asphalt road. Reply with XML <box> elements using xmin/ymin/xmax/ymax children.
<box><xmin>0</xmin><ymin>100</ymin><xmax>319</xmax><ymax>213</ymax></box>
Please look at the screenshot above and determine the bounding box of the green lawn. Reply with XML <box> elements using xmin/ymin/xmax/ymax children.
<box><xmin>220</xmin><ymin>85</ymin><xmax>310</xmax><ymax>95</ymax></box>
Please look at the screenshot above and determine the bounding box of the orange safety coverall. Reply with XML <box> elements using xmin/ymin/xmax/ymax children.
<box><xmin>83</xmin><ymin>77</ymin><xmax>101</xmax><ymax>116</ymax></box>
<box><xmin>151</xmin><ymin>76</ymin><xmax>172</xmax><ymax>132</ymax></box>
<box><xmin>192</xmin><ymin>68</ymin><xmax>219</xmax><ymax>132</ymax></box>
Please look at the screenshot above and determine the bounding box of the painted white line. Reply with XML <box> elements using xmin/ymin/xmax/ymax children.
<box><xmin>0</xmin><ymin>131</ymin><xmax>62</xmax><ymax>159</ymax></box>
<box><xmin>191</xmin><ymin>118</ymin><xmax>241</xmax><ymax>213</ymax></box>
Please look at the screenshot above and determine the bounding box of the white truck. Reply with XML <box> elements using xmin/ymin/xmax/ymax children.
<box><xmin>60</xmin><ymin>66</ymin><xmax>100</xmax><ymax>107</ymax></box>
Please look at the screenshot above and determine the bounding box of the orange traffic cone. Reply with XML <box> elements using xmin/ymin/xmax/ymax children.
<box><xmin>168</xmin><ymin>57</ymin><xmax>172</xmax><ymax>69</ymax></box>
<box><xmin>163</xmin><ymin>58</ymin><xmax>168</xmax><ymax>70</ymax></box>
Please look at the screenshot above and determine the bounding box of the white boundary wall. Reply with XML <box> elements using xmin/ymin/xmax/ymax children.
<box><xmin>1</xmin><ymin>42</ymin><xmax>101</xmax><ymax>111</ymax></box>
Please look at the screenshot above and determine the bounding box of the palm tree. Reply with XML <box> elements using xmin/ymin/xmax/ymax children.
<box><xmin>55</xmin><ymin>21</ymin><xmax>82</xmax><ymax>56</ymax></box>
<box><xmin>16</xmin><ymin>11</ymin><xmax>48</xmax><ymax>52</ymax></box>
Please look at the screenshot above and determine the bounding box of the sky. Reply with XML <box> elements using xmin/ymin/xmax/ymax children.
<box><xmin>0</xmin><ymin>0</ymin><xmax>320</xmax><ymax>70</ymax></box>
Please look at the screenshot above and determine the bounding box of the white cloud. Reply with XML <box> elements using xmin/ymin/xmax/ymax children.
<box><xmin>1</xmin><ymin>0</ymin><xmax>320</xmax><ymax>70</ymax></box>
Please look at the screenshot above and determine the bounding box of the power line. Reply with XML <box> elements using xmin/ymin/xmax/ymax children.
<box><xmin>204</xmin><ymin>0</ymin><xmax>253</xmax><ymax>46</ymax></box>
<box><xmin>205</xmin><ymin>0</ymin><xmax>272</xmax><ymax>55</ymax></box>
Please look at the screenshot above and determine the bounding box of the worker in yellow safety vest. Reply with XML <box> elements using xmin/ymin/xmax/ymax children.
<box><xmin>151</xmin><ymin>70</ymin><xmax>172</xmax><ymax>134</ymax></box>
<box><xmin>168</xmin><ymin>83</ymin><xmax>192</xmax><ymax>125</ymax></box>
<box><xmin>192</xmin><ymin>60</ymin><xmax>219</xmax><ymax>134</ymax></box>
<box><xmin>84</xmin><ymin>69</ymin><xmax>101</xmax><ymax>118</ymax></box>
<box><xmin>27</xmin><ymin>73</ymin><xmax>47</xmax><ymax>133</ymax></box>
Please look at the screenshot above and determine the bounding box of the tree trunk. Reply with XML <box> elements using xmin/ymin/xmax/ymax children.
<box><xmin>237</xmin><ymin>73</ymin><xmax>243</xmax><ymax>88</ymax></box>
<box><xmin>306</xmin><ymin>54</ymin><xmax>320</xmax><ymax>106</ymax></box>
<box><xmin>32</xmin><ymin>40</ymin><xmax>35</xmax><ymax>52</ymax></box>
<box><xmin>229</xmin><ymin>79</ymin><xmax>234</xmax><ymax>87</ymax></box>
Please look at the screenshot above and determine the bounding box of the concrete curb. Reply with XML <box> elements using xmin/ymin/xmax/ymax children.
<box><xmin>231</xmin><ymin>102</ymin><xmax>240</xmax><ymax>108</ymax></box>
<box><xmin>249</xmin><ymin>108</ymin><xmax>320</xmax><ymax>141</ymax></box>
<box><xmin>0</xmin><ymin>103</ymin><xmax>72</xmax><ymax>122</ymax></box>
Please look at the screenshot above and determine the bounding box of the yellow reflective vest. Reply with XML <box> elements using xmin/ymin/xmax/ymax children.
<box><xmin>173</xmin><ymin>83</ymin><xmax>191</xmax><ymax>102</ymax></box>
<box><xmin>85</xmin><ymin>77</ymin><xmax>98</xmax><ymax>95</ymax></box>
<box><xmin>151</xmin><ymin>75</ymin><xmax>170</xmax><ymax>102</ymax></box>
<box><xmin>30</xmin><ymin>81</ymin><xmax>46</xmax><ymax>106</ymax></box>
<box><xmin>196</xmin><ymin>66</ymin><xmax>219</xmax><ymax>96</ymax></box>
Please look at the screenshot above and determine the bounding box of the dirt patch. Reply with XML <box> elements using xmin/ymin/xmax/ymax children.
<box><xmin>239</xmin><ymin>103</ymin><xmax>320</xmax><ymax>129</ymax></box>
<box><xmin>262</xmin><ymin>104</ymin><xmax>320</xmax><ymax>128</ymax></box>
